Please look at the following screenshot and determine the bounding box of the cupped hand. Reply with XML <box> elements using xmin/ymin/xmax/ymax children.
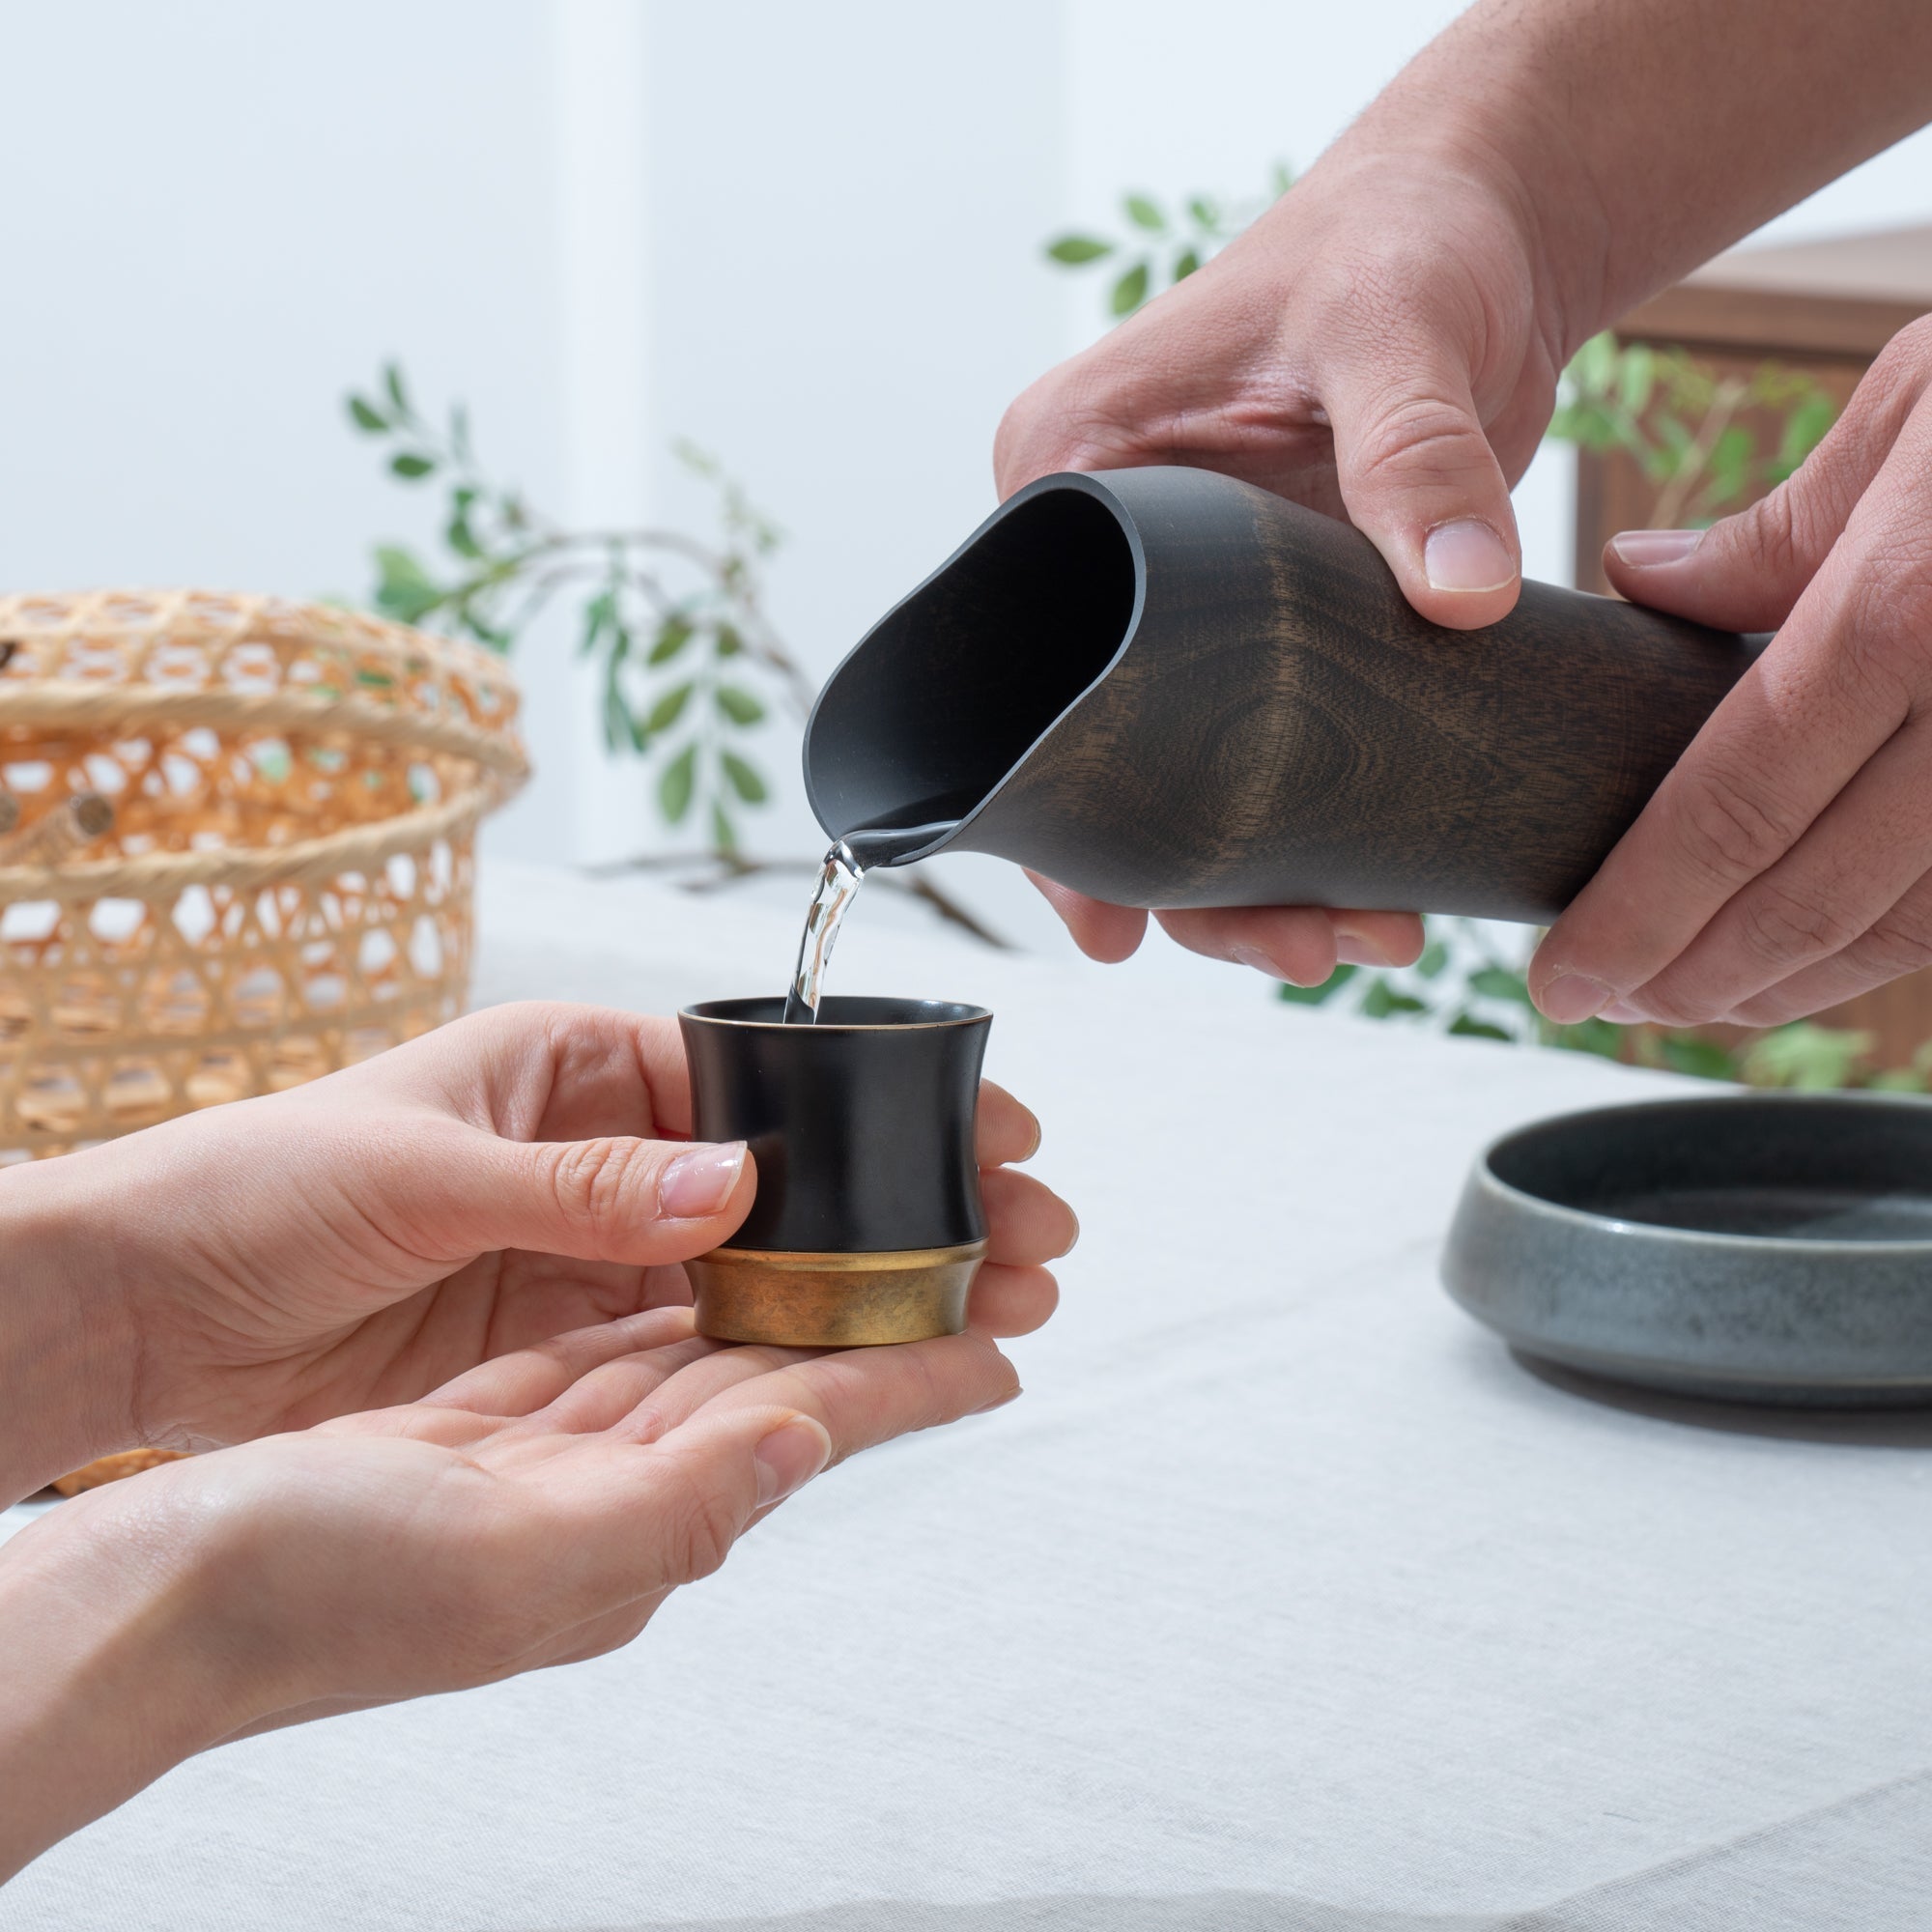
<box><xmin>0</xmin><ymin>1308</ymin><xmax>1028</xmax><ymax>1874</ymax></box>
<box><xmin>1529</xmin><ymin>317</ymin><xmax>1932</xmax><ymax>1030</ymax></box>
<box><xmin>995</xmin><ymin>143</ymin><xmax>1565</xmax><ymax>981</ymax></box>
<box><xmin>15</xmin><ymin>1002</ymin><xmax>1071</xmax><ymax>1468</ymax></box>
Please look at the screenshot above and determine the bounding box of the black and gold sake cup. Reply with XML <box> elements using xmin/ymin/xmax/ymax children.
<box><xmin>677</xmin><ymin>996</ymin><xmax>991</xmax><ymax>1348</ymax></box>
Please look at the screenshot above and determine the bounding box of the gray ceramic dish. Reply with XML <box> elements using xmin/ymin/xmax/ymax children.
<box><xmin>1442</xmin><ymin>1092</ymin><xmax>1932</xmax><ymax>1406</ymax></box>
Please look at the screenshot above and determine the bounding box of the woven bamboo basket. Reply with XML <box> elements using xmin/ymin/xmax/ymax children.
<box><xmin>0</xmin><ymin>591</ymin><xmax>526</xmax><ymax>1160</ymax></box>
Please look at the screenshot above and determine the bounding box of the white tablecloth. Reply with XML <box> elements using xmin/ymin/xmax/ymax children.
<box><xmin>6</xmin><ymin>860</ymin><xmax>1932</xmax><ymax>1929</ymax></box>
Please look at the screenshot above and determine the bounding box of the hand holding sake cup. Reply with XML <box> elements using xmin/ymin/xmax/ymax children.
<box><xmin>681</xmin><ymin>995</ymin><xmax>1003</xmax><ymax>1348</ymax></box>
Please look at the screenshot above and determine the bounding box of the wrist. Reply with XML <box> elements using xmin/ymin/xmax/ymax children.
<box><xmin>1303</xmin><ymin>31</ymin><xmax>1620</xmax><ymax>360</ymax></box>
<box><xmin>1342</xmin><ymin>118</ymin><xmax>1596</xmax><ymax>345</ymax></box>
<box><xmin>0</xmin><ymin>1157</ymin><xmax>142</xmax><ymax>1504</ymax></box>
<box><xmin>0</xmin><ymin>1489</ymin><xmax>290</xmax><ymax>1879</ymax></box>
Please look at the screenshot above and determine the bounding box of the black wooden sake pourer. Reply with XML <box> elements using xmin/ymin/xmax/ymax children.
<box><xmin>801</xmin><ymin>466</ymin><xmax>1764</xmax><ymax>922</ymax></box>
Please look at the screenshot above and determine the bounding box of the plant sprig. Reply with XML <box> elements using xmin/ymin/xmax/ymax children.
<box><xmin>1044</xmin><ymin>164</ymin><xmax>1293</xmax><ymax>318</ymax></box>
<box><xmin>346</xmin><ymin>362</ymin><xmax>811</xmax><ymax>855</ymax></box>
<box><xmin>1279</xmin><ymin>922</ymin><xmax>1932</xmax><ymax>1092</ymax></box>
<box><xmin>1549</xmin><ymin>332</ymin><xmax>1837</xmax><ymax>527</ymax></box>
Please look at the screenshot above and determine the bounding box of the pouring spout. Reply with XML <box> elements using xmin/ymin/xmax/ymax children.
<box><xmin>802</xmin><ymin>476</ymin><xmax>1141</xmax><ymax>863</ymax></box>
<box><xmin>840</xmin><ymin>810</ymin><xmax>975</xmax><ymax>870</ymax></box>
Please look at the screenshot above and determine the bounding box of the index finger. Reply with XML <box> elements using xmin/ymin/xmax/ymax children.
<box><xmin>394</xmin><ymin>1002</ymin><xmax>694</xmax><ymax>1142</ymax></box>
<box><xmin>976</xmin><ymin>1080</ymin><xmax>1041</xmax><ymax>1167</ymax></box>
<box><xmin>678</xmin><ymin>1328</ymin><xmax>1022</xmax><ymax>1467</ymax></box>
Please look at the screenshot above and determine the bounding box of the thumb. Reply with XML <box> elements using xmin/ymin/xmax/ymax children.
<box><xmin>424</xmin><ymin>1129</ymin><xmax>755</xmax><ymax>1265</ymax></box>
<box><xmin>1601</xmin><ymin>335</ymin><xmax>1920</xmax><ymax>631</ymax></box>
<box><xmin>1601</xmin><ymin>456</ymin><xmax>1869</xmax><ymax>636</ymax></box>
<box><xmin>1324</xmin><ymin>343</ymin><xmax>1522</xmax><ymax>630</ymax></box>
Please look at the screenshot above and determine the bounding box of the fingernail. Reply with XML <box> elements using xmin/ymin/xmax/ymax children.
<box><xmin>1609</xmin><ymin>527</ymin><xmax>1702</xmax><ymax>568</ymax></box>
<box><xmin>1058</xmin><ymin>1210</ymin><xmax>1080</xmax><ymax>1259</ymax></box>
<box><xmin>1231</xmin><ymin>943</ymin><xmax>1286</xmax><ymax>981</ymax></box>
<box><xmin>1600</xmin><ymin>999</ymin><xmax>1647</xmax><ymax>1024</ymax></box>
<box><xmin>659</xmin><ymin>1141</ymin><xmax>747</xmax><ymax>1218</ymax></box>
<box><xmin>1019</xmin><ymin>1110</ymin><xmax>1043</xmax><ymax>1162</ymax></box>
<box><xmin>970</xmin><ymin>1384</ymin><xmax>1022</xmax><ymax>1415</ymax></box>
<box><xmin>1538</xmin><ymin>974</ymin><xmax>1611</xmax><ymax>1025</ymax></box>
<box><xmin>753</xmin><ymin>1416</ymin><xmax>831</xmax><ymax>1505</ymax></box>
<box><xmin>1332</xmin><ymin>920</ymin><xmax>1400</xmax><ymax>968</ymax></box>
<box><xmin>1424</xmin><ymin>519</ymin><xmax>1516</xmax><ymax>593</ymax></box>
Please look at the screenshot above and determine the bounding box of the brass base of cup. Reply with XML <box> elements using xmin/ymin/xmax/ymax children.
<box><xmin>688</xmin><ymin>1240</ymin><xmax>988</xmax><ymax>1347</ymax></box>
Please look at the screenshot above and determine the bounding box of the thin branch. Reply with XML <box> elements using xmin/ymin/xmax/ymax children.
<box><xmin>585</xmin><ymin>849</ymin><xmax>1011</xmax><ymax>950</ymax></box>
<box><xmin>1649</xmin><ymin>376</ymin><xmax>1747</xmax><ymax>529</ymax></box>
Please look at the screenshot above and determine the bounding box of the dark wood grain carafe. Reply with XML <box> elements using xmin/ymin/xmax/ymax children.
<box><xmin>802</xmin><ymin>466</ymin><xmax>1761</xmax><ymax>923</ymax></box>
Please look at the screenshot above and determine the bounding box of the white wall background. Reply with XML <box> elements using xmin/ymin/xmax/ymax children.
<box><xmin>3</xmin><ymin>0</ymin><xmax>1930</xmax><ymax>956</ymax></box>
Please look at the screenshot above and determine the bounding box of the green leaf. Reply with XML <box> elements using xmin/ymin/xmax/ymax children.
<box><xmin>602</xmin><ymin>685</ymin><xmax>633</xmax><ymax>754</ymax></box>
<box><xmin>1546</xmin><ymin>401</ymin><xmax>1624</xmax><ymax>453</ymax></box>
<box><xmin>657</xmin><ymin>743</ymin><xmax>696</xmax><ymax>823</ymax></box>
<box><xmin>1776</xmin><ymin>391</ymin><xmax>1837</xmax><ymax>472</ymax></box>
<box><xmin>1655</xmin><ymin>415</ymin><xmax>1695</xmax><ymax>462</ymax></box>
<box><xmin>1109</xmin><ymin>260</ymin><xmax>1151</xmax><ymax>317</ymax></box>
<box><xmin>1869</xmin><ymin>1067</ymin><xmax>1928</xmax><ymax>1094</ymax></box>
<box><xmin>713</xmin><ymin>621</ymin><xmax>745</xmax><ymax>659</ymax></box>
<box><xmin>1571</xmin><ymin>332</ymin><xmax>1619</xmax><ymax>394</ymax></box>
<box><xmin>383</xmin><ymin>361</ymin><xmax>411</xmax><ymax>415</ymax></box>
<box><xmin>1741</xmin><ymin>1021</ymin><xmax>1872</xmax><ymax>1091</ymax></box>
<box><xmin>644</xmin><ymin>681</ymin><xmax>693</xmax><ymax>733</ymax></box>
<box><xmin>715</xmin><ymin>683</ymin><xmax>765</xmax><ymax>724</ymax></box>
<box><xmin>445</xmin><ymin>508</ymin><xmax>481</xmax><ymax>559</ymax></box>
<box><xmin>1448</xmin><ymin>1012</ymin><xmax>1514</xmax><ymax>1041</ymax></box>
<box><xmin>1186</xmin><ymin>195</ymin><xmax>1220</xmax><ymax>231</ymax></box>
<box><xmin>579</xmin><ymin>589</ymin><xmax>616</xmax><ymax>657</ymax></box>
<box><xmin>372</xmin><ymin>545</ymin><xmax>444</xmax><ymax>624</ymax></box>
<box><xmin>1269</xmin><ymin>160</ymin><xmax>1294</xmax><ymax>198</ymax></box>
<box><xmin>1658</xmin><ymin>1033</ymin><xmax>1738</xmax><ymax>1081</ymax></box>
<box><xmin>648</xmin><ymin>616</ymin><xmax>694</xmax><ymax>665</ymax></box>
<box><xmin>1710</xmin><ymin>422</ymin><xmax>1754</xmax><ymax>474</ymax></box>
<box><xmin>1617</xmin><ymin>344</ymin><xmax>1656</xmax><ymax>415</ymax></box>
<box><xmin>1123</xmin><ymin>193</ymin><xmax>1164</xmax><ymax>232</ymax></box>
<box><xmin>1045</xmin><ymin>234</ymin><xmax>1114</xmax><ymax>265</ymax></box>
<box><xmin>1469</xmin><ymin>965</ymin><xmax>1533</xmax><ymax>1005</ymax></box>
<box><xmin>601</xmin><ymin>633</ymin><xmax>639</xmax><ymax>753</ymax></box>
<box><xmin>721</xmin><ymin>750</ymin><xmax>767</xmax><ymax>803</ymax></box>
<box><xmin>1277</xmin><ymin>963</ymin><xmax>1357</xmax><ymax>1006</ymax></box>
<box><xmin>711</xmin><ymin>799</ymin><xmax>739</xmax><ymax>854</ymax></box>
<box><xmin>1361</xmin><ymin>979</ymin><xmax>1427</xmax><ymax>1019</ymax></box>
<box><xmin>1172</xmin><ymin>246</ymin><xmax>1201</xmax><ymax>281</ymax></box>
<box><xmin>461</xmin><ymin>614</ymin><xmax>512</xmax><ymax>655</ymax></box>
<box><xmin>389</xmin><ymin>452</ymin><xmax>436</xmax><ymax>480</ymax></box>
<box><xmin>348</xmin><ymin>394</ymin><xmax>388</xmax><ymax>433</ymax></box>
<box><xmin>1416</xmin><ymin>938</ymin><xmax>1450</xmax><ymax>980</ymax></box>
<box><xmin>1547</xmin><ymin>1016</ymin><xmax>1626</xmax><ymax>1060</ymax></box>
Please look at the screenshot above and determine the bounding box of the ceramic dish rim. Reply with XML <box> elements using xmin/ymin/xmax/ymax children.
<box><xmin>1472</xmin><ymin>1089</ymin><xmax>1932</xmax><ymax>1258</ymax></box>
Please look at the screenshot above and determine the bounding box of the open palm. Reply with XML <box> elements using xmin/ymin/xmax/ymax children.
<box><xmin>17</xmin><ymin>1003</ymin><xmax>1070</xmax><ymax>1458</ymax></box>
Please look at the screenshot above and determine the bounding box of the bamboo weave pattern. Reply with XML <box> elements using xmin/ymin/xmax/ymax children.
<box><xmin>0</xmin><ymin>591</ymin><xmax>526</xmax><ymax>1158</ymax></box>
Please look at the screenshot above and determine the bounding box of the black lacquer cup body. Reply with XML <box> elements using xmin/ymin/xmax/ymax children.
<box><xmin>678</xmin><ymin>996</ymin><xmax>990</xmax><ymax>1347</ymax></box>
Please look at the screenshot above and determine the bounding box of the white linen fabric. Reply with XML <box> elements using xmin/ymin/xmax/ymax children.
<box><xmin>4</xmin><ymin>862</ymin><xmax>1929</xmax><ymax>1930</ymax></box>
